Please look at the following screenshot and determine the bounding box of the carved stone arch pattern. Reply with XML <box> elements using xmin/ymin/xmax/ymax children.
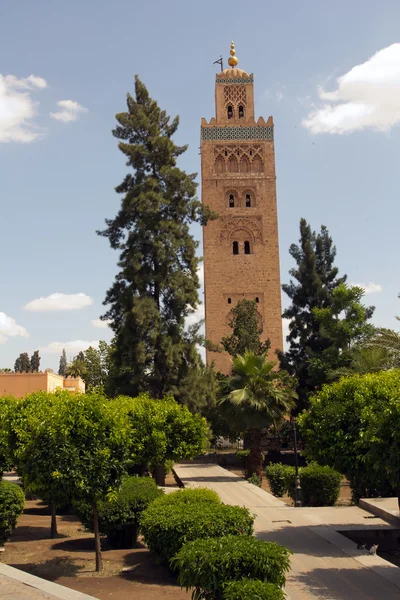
<box><xmin>243</xmin><ymin>188</ymin><xmax>256</xmax><ymax>207</ymax></box>
<box><xmin>224</xmin><ymin>85</ymin><xmax>247</xmax><ymax>108</ymax></box>
<box><xmin>214</xmin><ymin>144</ymin><xmax>264</xmax><ymax>174</ymax></box>
<box><xmin>219</xmin><ymin>217</ymin><xmax>263</xmax><ymax>246</ymax></box>
<box><xmin>226</xmin><ymin>189</ymin><xmax>239</xmax><ymax>208</ymax></box>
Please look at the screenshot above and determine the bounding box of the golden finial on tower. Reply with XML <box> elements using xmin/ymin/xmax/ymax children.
<box><xmin>228</xmin><ymin>41</ymin><xmax>239</xmax><ymax>67</ymax></box>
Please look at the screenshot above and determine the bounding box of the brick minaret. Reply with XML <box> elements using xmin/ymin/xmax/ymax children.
<box><xmin>201</xmin><ymin>42</ymin><xmax>283</xmax><ymax>373</ymax></box>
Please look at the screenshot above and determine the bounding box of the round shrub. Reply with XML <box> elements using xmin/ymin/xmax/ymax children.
<box><xmin>237</xmin><ymin>449</ymin><xmax>250</xmax><ymax>477</ymax></box>
<box><xmin>265</xmin><ymin>463</ymin><xmax>292</xmax><ymax>497</ymax></box>
<box><xmin>247</xmin><ymin>473</ymin><xmax>262</xmax><ymax>487</ymax></box>
<box><xmin>0</xmin><ymin>480</ymin><xmax>25</xmax><ymax>545</ymax></box>
<box><xmin>172</xmin><ymin>535</ymin><xmax>291</xmax><ymax>599</ymax></box>
<box><xmin>223</xmin><ymin>579</ymin><xmax>286</xmax><ymax>600</ymax></box>
<box><xmin>287</xmin><ymin>464</ymin><xmax>341</xmax><ymax>507</ymax></box>
<box><xmin>141</xmin><ymin>501</ymin><xmax>254</xmax><ymax>565</ymax></box>
<box><xmin>75</xmin><ymin>476</ymin><xmax>163</xmax><ymax>548</ymax></box>
<box><xmin>148</xmin><ymin>487</ymin><xmax>220</xmax><ymax>509</ymax></box>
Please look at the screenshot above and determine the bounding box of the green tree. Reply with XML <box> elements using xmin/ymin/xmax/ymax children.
<box><xmin>0</xmin><ymin>396</ymin><xmax>16</xmax><ymax>474</ymax></box>
<box><xmin>281</xmin><ymin>219</ymin><xmax>347</xmax><ymax>408</ymax></box>
<box><xmin>65</xmin><ymin>357</ymin><xmax>87</xmax><ymax>379</ymax></box>
<box><xmin>310</xmin><ymin>284</ymin><xmax>374</xmax><ymax>382</ymax></box>
<box><xmin>298</xmin><ymin>371</ymin><xmax>400</xmax><ymax>502</ymax></box>
<box><xmin>98</xmin><ymin>76</ymin><xmax>214</xmax><ymax>399</ymax></box>
<box><xmin>221</xmin><ymin>299</ymin><xmax>270</xmax><ymax>358</ymax></box>
<box><xmin>14</xmin><ymin>352</ymin><xmax>30</xmax><ymax>373</ymax></box>
<box><xmin>222</xmin><ymin>353</ymin><xmax>297</xmax><ymax>477</ymax></box>
<box><xmin>327</xmin><ymin>346</ymin><xmax>391</xmax><ymax>380</ymax></box>
<box><xmin>83</xmin><ymin>346</ymin><xmax>103</xmax><ymax>391</ymax></box>
<box><xmin>30</xmin><ymin>350</ymin><xmax>40</xmax><ymax>373</ymax></box>
<box><xmin>58</xmin><ymin>349</ymin><xmax>67</xmax><ymax>376</ymax></box>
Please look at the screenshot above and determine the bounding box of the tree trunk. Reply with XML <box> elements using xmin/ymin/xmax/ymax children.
<box><xmin>153</xmin><ymin>465</ymin><xmax>166</xmax><ymax>486</ymax></box>
<box><xmin>50</xmin><ymin>501</ymin><xmax>57</xmax><ymax>538</ymax></box>
<box><xmin>247</xmin><ymin>427</ymin><xmax>263</xmax><ymax>478</ymax></box>
<box><xmin>92</xmin><ymin>501</ymin><xmax>102</xmax><ymax>572</ymax></box>
<box><xmin>397</xmin><ymin>489</ymin><xmax>400</xmax><ymax>512</ymax></box>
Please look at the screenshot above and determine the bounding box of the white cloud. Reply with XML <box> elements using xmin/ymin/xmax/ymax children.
<box><xmin>303</xmin><ymin>43</ymin><xmax>400</xmax><ymax>134</ymax></box>
<box><xmin>186</xmin><ymin>303</ymin><xmax>205</xmax><ymax>328</ymax></box>
<box><xmin>0</xmin><ymin>73</ymin><xmax>47</xmax><ymax>142</ymax></box>
<box><xmin>91</xmin><ymin>318</ymin><xmax>112</xmax><ymax>329</ymax></box>
<box><xmin>351</xmin><ymin>281</ymin><xmax>383</xmax><ymax>295</ymax></box>
<box><xmin>0</xmin><ymin>312</ymin><xmax>29</xmax><ymax>343</ymax></box>
<box><xmin>50</xmin><ymin>99</ymin><xmax>88</xmax><ymax>122</ymax></box>
<box><xmin>24</xmin><ymin>292</ymin><xmax>94</xmax><ymax>312</ymax></box>
<box><xmin>39</xmin><ymin>340</ymin><xmax>99</xmax><ymax>355</ymax></box>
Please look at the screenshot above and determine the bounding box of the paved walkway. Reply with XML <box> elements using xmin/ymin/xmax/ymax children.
<box><xmin>0</xmin><ymin>563</ymin><xmax>96</xmax><ymax>600</ymax></box>
<box><xmin>174</xmin><ymin>462</ymin><xmax>400</xmax><ymax>600</ymax></box>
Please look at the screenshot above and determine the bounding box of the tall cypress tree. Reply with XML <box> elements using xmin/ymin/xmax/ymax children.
<box><xmin>98</xmin><ymin>77</ymin><xmax>214</xmax><ymax>399</ymax></box>
<box><xmin>30</xmin><ymin>350</ymin><xmax>40</xmax><ymax>372</ymax></box>
<box><xmin>58</xmin><ymin>349</ymin><xmax>67</xmax><ymax>376</ymax></box>
<box><xmin>14</xmin><ymin>352</ymin><xmax>31</xmax><ymax>373</ymax></box>
<box><xmin>280</xmin><ymin>218</ymin><xmax>346</xmax><ymax>407</ymax></box>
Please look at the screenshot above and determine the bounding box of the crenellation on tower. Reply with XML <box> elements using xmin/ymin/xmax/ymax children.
<box><xmin>201</xmin><ymin>43</ymin><xmax>283</xmax><ymax>374</ymax></box>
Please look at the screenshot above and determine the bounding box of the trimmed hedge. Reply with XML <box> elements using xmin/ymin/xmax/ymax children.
<box><xmin>75</xmin><ymin>476</ymin><xmax>163</xmax><ymax>548</ymax></box>
<box><xmin>237</xmin><ymin>449</ymin><xmax>250</xmax><ymax>477</ymax></box>
<box><xmin>0</xmin><ymin>480</ymin><xmax>25</xmax><ymax>545</ymax></box>
<box><xmin>223</xmin><ymin>579</ymin><xmax>286</xmax><ymax>600</ymax></box>
<box><xmin>172</xmin><ymin>535</ymin><xmax>291</xmax><ymax>599</ymax></box>
<box><xmin>148</xmin><ymin>487</ymin><xmax>220</xmax><ymax>509</ymax></box>
<box><xmin>141</xmin><ymin>501</ymin><xmax>254</xmax><ymax>565</ymax></box>
<box><xmin>287</xmin><ymin>464</ymin><xmax>341</xmax><ymax>507</ymax></box>
<box><xmin>265</xmin><ymin>463</ymin><xmax>293</xmax><ymax>497</ymax></box>
<box><xmin>247</xmin><ymin>473</ymin><xmax>262</xmax><ymax>487</ymax></box>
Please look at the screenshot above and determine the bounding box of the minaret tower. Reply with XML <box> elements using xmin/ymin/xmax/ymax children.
<box><xmin>201</xmin><ymin>42</ymin><xmax>283</xmax><ymax>373</ymax></box>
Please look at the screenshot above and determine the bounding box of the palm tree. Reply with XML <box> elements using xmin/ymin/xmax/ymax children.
<box><xmin>366</xmin><ymin>326</ymin><xmax>400</xmax><ymax>367</ymax></box>
<box><xmin>327</xmin><ymin>346</ymin><xmax>392</xmax><ymax>380</ymax></box>
<box><xmin>221</xmin><ymin>352</ymin><xmax>297</xmax><ymax>477</ymax></box>
<box><xmin>65</xmin><ymin>358</ymin><xmax>87</xmax><ymax>379</ymax></box>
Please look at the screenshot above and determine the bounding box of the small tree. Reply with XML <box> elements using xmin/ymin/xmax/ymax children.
<box><xmin>65</xmin><ymin>357</ymin><xmax>87</xmax><ymax>379</ymax></box>
<box><xmin>14</xmin><ymin>353</ymin><xmax>30</xmax><ymax>373</ymax></box>
<box><xmin>222</xmin><ymin>353</ymin><xmax>296</xmax><ymax>477</ymax></box>
<box><xmin>30</xmin><ymin>350</ymin><xmax>40</xmax><ymax>373</ymax></box>
<box><xmin>221</xmin><ymin>299</ymin><xmax>270</xmax><ymax>358</ymax></box>
<box><xmin>58</xmin><ymin>349</ymin><xmax>67</xmax><ymax>376</ymax></box>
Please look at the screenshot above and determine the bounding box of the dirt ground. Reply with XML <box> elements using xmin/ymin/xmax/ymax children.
<box><xmin>0</xmin><ymin>473</ymin><xmax>190</xmax><ymax>599</ymax></box>
<box><xmin>226</xmin><ymin>467</ymin><xmax>353</xmax><ymax>506</ymax></box>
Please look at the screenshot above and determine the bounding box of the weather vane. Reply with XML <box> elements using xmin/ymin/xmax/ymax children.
<box><xmin>213</xmin><ymin>55</ymin><xmax>223</xmax><ymax>72</ymax></box>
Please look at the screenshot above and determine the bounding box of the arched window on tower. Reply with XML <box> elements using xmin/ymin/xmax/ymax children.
<box><xmin>244</xmin><ymin>240</ymin><xmax>251</xmax><ymax>255</ymax></box>
<box><xmin>233</xmin><ymin>241</ymin><xmax>239</xmax><ymax>255</ymax></box>
<box><xmin>229</xmin><ymin>194</ymin><xmax>235</xmax><ymax>208</ymax></box>
<box><xmin>245</xmin><ymin>194</ymin><xmax>251</xmax><ymax>207</ymax></box>
<box><xmin>229</xmin><ymin>157</ymin><xmax>238</xmax><ymax>173</ymax></box>
<box><xmin>238</xmin><ymin>105</ymin><xmax>244</xmax><ymax>118</ymax></box>
<box><xmin>227</xmin><ymin>105</ymin><xmax>233</xmax><ymax>119</ymax></box>
<box><xmin>228</xmin><ymin>298</ymin><xmax>232</xmax><ymax>304</ymax></box>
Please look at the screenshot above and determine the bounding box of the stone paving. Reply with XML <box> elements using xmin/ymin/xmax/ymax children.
<box><xmin>174</xmin><ymin>462</ymin><xmax>400</xmax><ymax>600</ymax></box>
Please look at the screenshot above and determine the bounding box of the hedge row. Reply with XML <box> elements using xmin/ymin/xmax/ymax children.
<box><xmin>265</xmin><ymin>462</ymin><xmax>341</xmax><ymax>506</ymax></box>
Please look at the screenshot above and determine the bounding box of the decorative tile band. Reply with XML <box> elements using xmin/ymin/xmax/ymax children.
<box><xmin>216</xmin><ymin>78</ymin><xmax>254</xmax><ymax>84</ymax></box>
<box><xmin>201</xmin><ymin>126</ymin><xmax>274</xmax><ymax>141</ymax></box>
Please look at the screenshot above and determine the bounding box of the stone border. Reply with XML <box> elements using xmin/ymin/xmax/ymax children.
<box><xmin>311</xmin><ymin>526</ymin><xmax>400</xmax><ymax>591</ymax></box>
<box><xmin>0</xmin><ymin>563</ymin><xmax>97</xmax><ymax>599</ymax></box>
<box><xmin>359</xmin><ymin>498</ymin><xmax>400</xmax><ymax>526</ymax></box>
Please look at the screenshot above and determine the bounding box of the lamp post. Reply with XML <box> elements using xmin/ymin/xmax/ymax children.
<box><xmin>291</xmin><ymin>417</ymin><xmax>302</xmax><ymax>507</ymax></box>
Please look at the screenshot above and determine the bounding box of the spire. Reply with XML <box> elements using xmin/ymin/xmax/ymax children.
<box><xmin>228</xmin><ymin>41</ymin><xmax>238</xmax><ymax>67</ymax></box>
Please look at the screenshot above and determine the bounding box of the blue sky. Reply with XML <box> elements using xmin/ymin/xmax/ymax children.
<box><xmin>1</xmin><ymin>0</ymin><xmax>400</xmax><ymax>370</ymax></box>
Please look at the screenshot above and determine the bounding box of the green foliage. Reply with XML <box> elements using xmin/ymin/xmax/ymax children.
<box><xmin>14</xmin><ymin>352</ymin><xmax>31</xmax><ymax>373</ymax></box>
<box><xmin>117</xmin><ymin>395</ymin><xmax>209</xmax><ymax>471</ymax></box>
<box><xmin>149</xmin><ymin>487</ymin><xmax>220</xmax><ymax>509</ymax></box>
<box><xmin>141</xmin><ymin>500</ymin><xmax>254</xmax><ymax>565</ymax></box>
<box><xmin>298</xmin><ymin>371</ymin><xmax>400</xmax><ymax>500</ymax></box>
<box><xmin>222</xmin><ymin>352</ymin><xmax>296</xmax><ymax>477</ymax></box>
<box><xmin>281</xmin><ymin>219</ymin><xmax>348</xmax><ymax>409</ymax></box>
<box><xmin>286</xmin><ymin>464</ymin><xmax>341</xmax><ymax>507</ymax></box>
<box><xmin>98</xmin><ymin>76</ymin><xmax>215</xmax><ymax>401</ymax></box>
<box><xmin>65</xmin><ymin>357</ymin><xmax>87</xmax><ymax>379</ymax></box>
<box><xmin>223</xmin><ymin>579</ymin><xmax>285</xmax><ymax>600</ymax></box>
<box><xmin>0</xmin><ymin>480</ymin><xmax>25</xmax><ymax>545</ymax></box>
<box><xmin>172</xmin><ymin>535</ymin><xmax>291</xmax><ymax>599</ymax></box>
<box><xmin>30</xmin><ymin>350</ymin><xmax>40</xmax><ymax>373</ymax></box>
<box><xmin>75</xmin><ymin>476</ymin><xmax>163</xmax><ymax>548</ymax></box>
<box><xmin>265</xmin><ymin>463</ymin><xmax>291</xmax><ymax>497</ymax></box>
<box><xmin>247</xmin><ymin>474</ymin><xmax>262</xmax><ymax>487</ymax></box>
<box><xmin>0</xmin><ymin>396</ymin><xmax>16</xmax><ymax>474</ymax></box>
<box><xmin>221</xmin><ymin>299</ymin><xmax>271</xmax><ymax>357</ymax></box>
<box><xmin>58</xmin><ymin>348</ymin><xmax>67</xmax><ymax>376</ymax></box>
